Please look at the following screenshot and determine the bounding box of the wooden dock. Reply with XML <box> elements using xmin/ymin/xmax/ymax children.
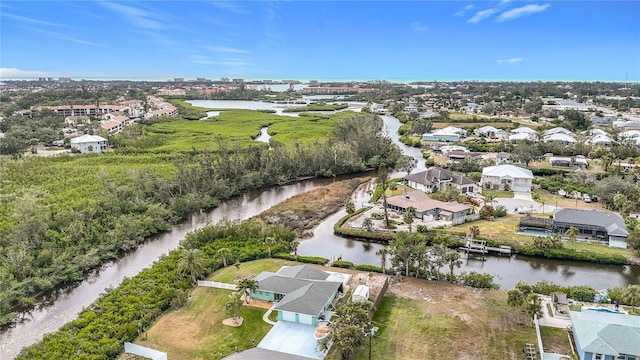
<box><xmin>460</xmin><ymin>240</ymin><xmax>511</xmax><ymax>260</ymax></box>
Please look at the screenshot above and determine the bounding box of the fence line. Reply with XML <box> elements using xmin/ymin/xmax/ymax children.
<box><xmin>197</xmin><ymin>280</ymin><xmax>238</xmax><ymax>290</ymax></box>
<box><xmin>124</xmin><ymin>342</ymin><xmax>167</xmax><ymax>360</ymax></box>
<box><xmin>451</xmin><ymin>213</ymin><xmax>481</xmax><ymax>226</ymax></box>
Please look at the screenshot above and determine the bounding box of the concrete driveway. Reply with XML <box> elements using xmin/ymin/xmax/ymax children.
<box><xmin>493</xmin><ymin>192</ymin><xmax>559</xmax><ymax>215</ymax></box>
<box><xmin>258</xmin><ymin>321</ymin><xmax>326</xmax><ymax>359</ymax></box>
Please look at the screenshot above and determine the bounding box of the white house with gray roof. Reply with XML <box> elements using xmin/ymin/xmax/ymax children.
<box><xmin>251</xmin><ymin>265</ymin><xmax>345</xmax><ymax>326</ymax></box>
<box><xmin>570</xmin><ymin>310</ymin><xmax>640</xmax><ymax>360</ymax></box>
<box><xmin>404</xmin><ymin>167</ymin><xmax>478</xmax><ymax>194</ymax></box>
<box><xmin>553</xmin><ymin>209</ymin><xmax>628</xmax><ymax>248</ymax></box>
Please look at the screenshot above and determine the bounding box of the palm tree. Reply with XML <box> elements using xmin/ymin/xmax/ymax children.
<box><xmin>484</xmin><ymin>193</ymin><xmax>496</xmax><ymax>207</ymax></box>
<box><xmin>234</xmin><ymin>261</ymin><xmax>241</xmax><ymax>278</ymax></box>
<box><xmin>623</xmin><ymin>285</ymin><xmax>640</xmax><ymax>313</ymax></box>
<box><xmin>565</xmin><ymin>226</ymin><xmax>580</xmax><ymax>248</ymax></box>
<box><xmin>469</xmin><ymin>225</ymin><xmax>480</xmax><ymax>239</ymax></box>
<box><xmin>264</xmin><ymin>236</ymin><xmax>277</xmax><ymax>258</ymax></box>
<box><xmin>403</xmin><ymin>206</ymin><xmax>416</xmax><ymax>232</ymax></box>
<box><xmin>507</xmin><ymin>288</ymin><xmax>525</xmax><ymax>307</ymax></box>
<box><xmin>376</xmin><ymin>248</ymin><xmax>388</xmax><ymax>274</ymax></box>
<box><xmin>178</xmin><ymin>248</ymin><xmax>206</xmax><ymax>284</ymax></box>
<box><xmin>236</xmin><ymin>278</ymin><xmax>259</xmax><ymax>304</ymax></box>
<box><xmin>378</xmin><ymin>163</ymin><xmax>391</xmax><ymax>228</ymax></box>
<box><xmin>290</xmin><ymin>240</ymin><xmax>300</xmax><ymax>261</ymax></box>
<box><xmin>216</xmin><ymin>247</ymin><xmax>233</xmax><ymax>267</ymax></box>
<box><xmin>363</xmin><ymin>217</ymin><xmax>374</xmax><ymax>231</ymax></box>
<box><xmin>444</xmin><ymin>250</ymin><xmax>462</xmax><ymax>278</ymax></box>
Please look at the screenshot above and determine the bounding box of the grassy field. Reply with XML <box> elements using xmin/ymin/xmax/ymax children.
<box><xmin>348</xmin><ymin>278</ymin><xmax>571</xmax><ymax>360</ymax></box>
<box><xmin>140</xmin><ymin>110</ymin><xmax>346</xmax><ymax>152</ymax></box>
<box><xmin>128</xmin><ymin>259</ymin><xmax>297</xmax><ymax>360</ymax></box>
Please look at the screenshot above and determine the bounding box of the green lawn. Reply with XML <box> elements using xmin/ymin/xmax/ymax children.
<box><xmin>452</xmin><ymin>215</ymin><xmax>532</xmax><ymax>243</ymax></box>
<box><xmin>130</xmin><ymin>259</ymin><xmax>297</xmax><ymax>360</ymax></box>
<box><xmin>482</xmin><ymin>189</ymin><xmax>515</xmax><ymax>198</ymax></box>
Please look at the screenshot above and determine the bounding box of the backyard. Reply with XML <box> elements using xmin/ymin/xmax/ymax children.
<box><xmin>350</xmin><ymin>277</ymin><xmax>571</xmax><ymax>360</ymax></box>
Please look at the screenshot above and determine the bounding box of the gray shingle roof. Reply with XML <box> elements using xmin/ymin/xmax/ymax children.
<box><xmin>256</xmin><ymin>274</ymin><xmax>315</xmax><ymax>294</ymax></box>
<box><xmin>274</xmin><ymin>281</ymin><xmax>342</xmax><ymax>316</ymax></box>
<box><xmin>276</xmin><ymin>265</ymin><xmax>330</xmax><ymax>280</ymax></box>
<box><xmin>404</xmin><ymin>167</ymin><xmax>475</xmax><ymax>186</ymax></box>
<box><xmin>554</xmin><ymin>209</ymin><xmax>628</xmax><ymax>237</ymax></box>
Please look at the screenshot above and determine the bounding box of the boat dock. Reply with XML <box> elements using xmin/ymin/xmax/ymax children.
<box><xmin>460</xmin><ymin>239</ymin><xmax>511</xmax><ymax>260</ymax></box>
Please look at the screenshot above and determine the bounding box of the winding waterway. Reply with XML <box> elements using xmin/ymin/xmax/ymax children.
<box><xmin>2</xmin><ymin>101</ymin><xmax>638</xmax><ymax>359</ymax></box>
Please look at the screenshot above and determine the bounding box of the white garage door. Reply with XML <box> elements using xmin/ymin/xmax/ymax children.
<box><xmin>514</xmin><ymin>186</ymin><xmax>530</xmax><ymax>192</ymax></box>
<box><xmin>298</xmin><ymin>314</ymin><xmax>314</xmax><ymax>325</ymax></box>
<box><xmin>281</xmin><ymin>311</ymin><xmax>296</xmax><ymax>322</ymax></box>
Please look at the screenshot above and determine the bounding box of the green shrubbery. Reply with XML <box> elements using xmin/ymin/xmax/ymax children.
<box><xmin>332</xmin><ymin>260</ymin><xmax>356</xmax><ymax>269</ymax></box>
<box><xmin>518</xmin><ymin>245</ymin><xmax>627</xmax><ymax>265</ymax></box>
<box><xmin>273</xmin><ymin>253</ymin><xmax>328</xmax><ymax>265</ymax></box>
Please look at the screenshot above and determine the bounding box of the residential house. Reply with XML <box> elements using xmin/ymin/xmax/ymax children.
<box><xmin>543</xmin><ymin>133</ymin><xmax>577</xmax><ymax>145</ymax></box>
<box><xmin>404</xmin><ymin>167</ymin><xmax>478</xmax><ymax>194</ymax></box>
<box><xmin>508</xmin><ymin>132</ymin><xmax>538</xmax><ymax>144</ymax></box>
<box><xmin>544</xmin><ymin>127</ymin><xmax>574</xmax><ymax>136</ymax></box>
<box><xmin>481</xmin><ymin>165</ymin><xmax>534</xmax><ymax>192</ymax></box>
<box><xmin>570</xmin><ymin>310</ymin><xmax>640</xmax><ymax>360</ymax></box>
<box><xmin>511</xmin><ymin>127</ymin><xmax>537</xmax><ymax>135</ymax></box>
<box><xmin>589</xmin><ymin>134</ymin><xmax>614</xmax><ymax>146</ymax></box>
<box><xmin>438</xmin><ymin>145</ymin><xmax>468</xmax><ymax>155</ymax></box>
<box><xmin>70</xmin><ymin>134</ymin><xmax>108</xmax><ymax>153</ymax></box>
<box><xmin>386</xmin><ymin>190</ymin><xmax>471</xmax><ymax>221</ymax></box>
<box><xmin>474</xmin><ymin>126</ymin><xmax>506</xmax><ymax>139</ymax></box>
<box><xmin>549</xmin><ymin>156</ymin><xmax>589</xmax><ymax>168</ymax></box>
<box><xmin>446</xmin><ymin>151</ymin><xmax>482</xmax><ymax>163</ymax></box>
<box><xmin>251</xmin><ymin>265</ymin><xmax>345</xmax><ymax>326</ymax></box>
<box><xmin>553</xmin><ymin>209</ymin><xmax>628</xmax><ymax>248</ymax></box>
<box><xmin>422</xmin><ymin>126</ymin><xmax>466</xmax><ymax>142</ymax></box>
<box><xmin>404</xmin><ymin>105</ymin><xmax>418</xmax><ymax>112</ymax></box>
<box><xmin>496</xmin><ymin>152</ymin><xmax>511</xmax><ymax>164</ymax></box>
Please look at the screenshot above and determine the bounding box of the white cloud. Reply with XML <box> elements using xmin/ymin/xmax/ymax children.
<box><xmin>0</xmin><ymin>68</ymin><xmax>48</xmax><ymax>78</ymax></box>
<box><xmin>464</xmin><ymin>4</ymin><xmax>475</xmax><ymax>10</ymax></box>
<box><xmin>497</xmin><ymin>4</ymin><xmax>550</xmax><ymax>22</ymax></box>
<box><xmin>205</xmin><ymin>46</ymin><xmax>248</xmax><ymax>54</ymax></box>
<box><xmin>454</xmin><ymin>11</ymin><xmax>465</xmax><ymax>17</ymax></box>
<box><xmin>100</xmin><ymin>2</ymin><xmax>164</xmax><ymax>30</ymax></box>
<box><xmin>410</xmin><ymin>21</ymin><xmax>429</xmax><ymax>32</ymax></box>
<box><xmin>209</xmin><ymin>1</ymin><xmax>246</xmax><ymax>14</ymax></box>
<box><xmin>468</xmin><ymin>8</ymin><xmax>498</xmax><ymax>23</ymax></box>
<box><xmin>3</xmin><ymin>13</ymin><xmax>70</xmax><ymax>28</ymax></box>
<box><xmin>497</xmin><ymin>57</ymin><xmax>523</xmax><ymax>64</ymax></box>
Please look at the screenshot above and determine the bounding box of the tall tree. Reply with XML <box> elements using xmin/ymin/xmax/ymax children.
<box><xmin>178</xmin><ymin>248</ymin><xmax>206</xmax><ymax>284</ymax></box>
<box><xmin>511</xmin><ymin>141</ymin><xmax>542</xmax><ymax>167</ymax></box>
<box><xmin>225</xmin><ymin>291</ymin><xmax>243</xmax><ymax>323</ymax></box>
<box><xmin>378</xmin><ymin>163</ymin><xmax>390</xmax><ymax>227</ymax></box>
<box><xmin>469</xmin><ymin>225</ymin><xmax>480</xmax><ymax>239</ymax></box>
<box><xmin>319</xmin><ymin>301</ymin><xmax>371</xmax><ymax>360</ymax></box>
<box><xmin>444</xmin><ymin>250</ymin><xmax>462</xmax><ymax>278</ymax></box>
<box><xmin>216</xmin><ymin>247</ymin><xmax>233</xmax><ymax>267</ymax></box>
<box><xmin>236</xmin><ymin>278</ymin><xmax>259</xmax><ymax>304</ymax></box>
<box><xmin>403</xmin><ymin>206</ymin><xmax>416</xmax><ymax>232</ymax></box>
<box><xmin>264</xmin><ymin>236</ymin><xmax>277</xmax><ymax>258</ymax></box>
<box><xmin>376</xmin><ymin>248</ymin><xmax>388</xmax><ymax>274</ymax></box>
<box><xmin>363</xmin><ymin>217</ymin><xmax>374</xmax><ymax>232</ymax></box>
<box><xmin>623</xmin><ymin>285</ymin><xmax>640</xmax><ymax>312</ymax></box>
<box><xmin>565</xmin><ymin>226</ymin><xmax>580</xmax><ymax>248</ymax></box>
<box><xmin>288</xmin><ymin>240</ymin><xmax>300</xmax><ymax>261</ymax></box>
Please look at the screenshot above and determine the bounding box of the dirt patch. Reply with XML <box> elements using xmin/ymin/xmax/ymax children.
<box><xmin>222</xmin><ymin>317</ymin><xmax>243</xmax><ymax>327</ymax></box>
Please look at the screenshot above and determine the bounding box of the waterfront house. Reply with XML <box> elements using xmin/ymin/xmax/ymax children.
<box><xmin>481</xmin><ymin>165</ymin><xmax>533</xmax><ymax>192</ymax></box>
<box><xmin>386</xmin><ymin>190</ymin><xmax>471</xmax><ymax>221</ymax></box>
<box><xmin>251</xmin><ymin>265</ymin><xmax>345</xmax><ymax>326</ymax></box>
<box><xmin>553</xmin><ymin>209</ymin><xmax>628</xmax><ymax>248</ymax></box>
<box><xmin>570</xmin><ymin>310</ymin><xmax>640</xmax><ymax>360</ymax></box>
<box><xmin>404</xmin><ymin>167</ymin><xmax>478</xmax><ymax>194</ymax></box>
<box><xmin>496</xmin><ymin>152</ymin><xmax>511</xmax><ymax>165</ymax></box>
<box><xmin>422</xmin><ymin>126</ymin><xmax>466</xmax><ymax>142</ymax></box>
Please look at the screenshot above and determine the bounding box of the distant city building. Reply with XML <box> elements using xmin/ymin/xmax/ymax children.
<box><xmin>173</xmin><ymin>78</ymin><xmax>185</xmax><ymax>82</ymax></box>
<box><xmin>57</xmin><ymin>77</ymin><xmax>71</xmax><ymax>83</ymax></box>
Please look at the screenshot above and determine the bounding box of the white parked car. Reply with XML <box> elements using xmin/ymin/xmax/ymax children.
<box><xmin>584</xmin><ymin>195</ymin><xmax>591</xmax><ymax>203</ymax></box>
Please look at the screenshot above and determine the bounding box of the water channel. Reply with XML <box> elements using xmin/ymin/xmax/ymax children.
<box><xmin>2</xmin><ymin>100</ymin><xmax>639</xmax><ymax>359</ymax></box>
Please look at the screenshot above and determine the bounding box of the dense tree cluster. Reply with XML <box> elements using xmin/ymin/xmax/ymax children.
<box><xmin>0</xmin><ymin>112</ymin><xmax>402</xmax><ymax>327</ymax></box>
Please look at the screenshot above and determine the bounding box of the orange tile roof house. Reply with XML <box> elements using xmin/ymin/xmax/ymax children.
<box><xmin>386</xmin><ymin>190</ymin><xmax>471</xmax><ymax>221</ymax></box>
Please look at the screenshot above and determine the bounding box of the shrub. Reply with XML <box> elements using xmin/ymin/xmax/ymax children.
<box><xmin>531</xmin><ymin>281</ymin><xmax>568</xmax><ymax>296</ymax></box>
<box><xmin>274</xmin><ymin>253</ymin><xmax>328</xmax><ymax>265</ymax></box>
<box><xmin>460</xmin><ymin>271</ymin><xmax>499</xmax><ymax>289</ymax></box>
<box><xmin>355</xmin><ymin>264</ymin><xmax>383</xmax><ymax>273</ymax></box>
<box><xmin>416</xmin><ymin>225</ymin><xmax>428</xmax><ymax>233</ymax></box>
<box><xmin>332</xmin><ymin>260</ymin><xmax>355</xmax><ymax>269</ymax></box>
<box><xmin>494</xmin><ymin>205</ymin><xmax>507</xmax><ymax>217</ymax></box>
<box><xmin>569</xmin><ymin>285</ymin><xmax>596</xmax><ymax>302</ymax></box>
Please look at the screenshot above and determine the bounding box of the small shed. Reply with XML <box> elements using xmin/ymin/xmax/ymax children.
<box><xmin>352</xmin><ymin>285</ymin><xmax>370</xmax><ymax>303</ymax></box>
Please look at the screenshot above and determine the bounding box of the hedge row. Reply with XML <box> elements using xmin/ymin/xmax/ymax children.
<box><xmin>273</xmin><ymin>253</ymin><xmax>329</xmax><ymax>265</ymax></box>
<box><xmin>518</xmin><ymin>245</ymin><xmax>627</xmax><ymax>265</ymax></box>
<box><xmin>332</xmin><ymin>260</ymin><xmax>356</xmax><ymax>269</ymax></box>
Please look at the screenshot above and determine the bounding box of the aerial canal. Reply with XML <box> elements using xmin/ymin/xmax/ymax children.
<box><xmin>2</xmin><ymin>100</ymin><xmax>638</xmax><ymax>359</ymax></box>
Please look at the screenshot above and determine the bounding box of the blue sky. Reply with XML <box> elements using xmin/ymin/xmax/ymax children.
<box><xmin>1</xmin><ymin>1</ymin><xmax>639</xmax><ymax>81</ymax></box>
